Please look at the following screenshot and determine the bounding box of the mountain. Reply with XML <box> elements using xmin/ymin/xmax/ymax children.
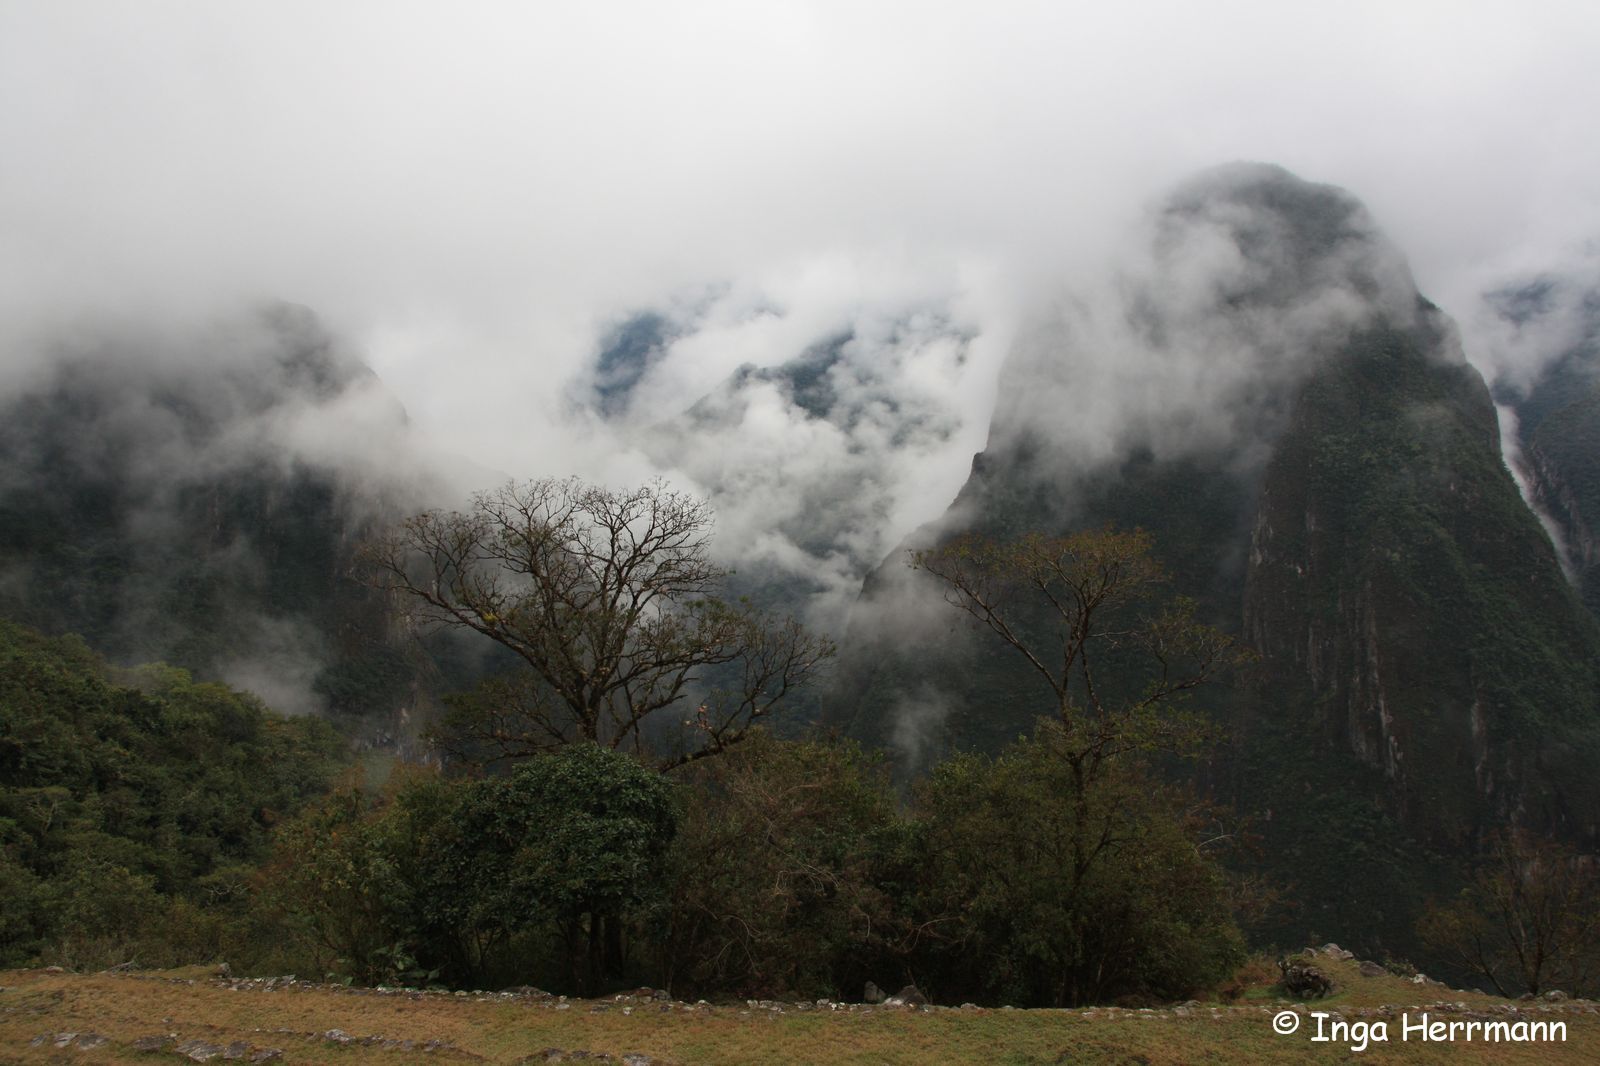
<box><xmin>827</xmin><ymin>164</ymin><xmax>1600</xmax><ymax>953</ymax></box>
<box><xmin>1486</xmin><ymin>268</ymin><xmax>1600</xmax><ymax>614</ymax></box>
<box><xmin>0</xmin><ymin>303</ymin><xmax>440</xmax><ymax>736</ymax></box>
<box><xmin>578</xmin><ymin>299</ymin><xmax>978</xmax><ymax>628</ymax></box>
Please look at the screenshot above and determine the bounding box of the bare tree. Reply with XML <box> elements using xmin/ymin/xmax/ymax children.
<box><xmin>362</xmin><ymin>477</ymin><xmax>833</xmax><ymax>769</ymax></box>
<box><xmin>1418</xmin><ymin>833</ymin><xmax>1600</xmax><ymax>997</ymax></box>
<box><xmin>912</xmin><ymin>528</ymin><xmax>1249</xmax><ymax>782</ymax></box>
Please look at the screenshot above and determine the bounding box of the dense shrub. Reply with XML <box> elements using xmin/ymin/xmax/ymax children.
<box><xmin>907</xmin><ymin>725</ymin><xmax>1245</xmax><ymax>1006</ymax></box>
<box><xmin>661</xmin><ymin>731</ymin><xmax>906</xmax><ymax>999</ymax></box>
<box><xmin>268</xmin><ymin>746</ymin><xmax>676</xmax><ymax>992</ymax></box>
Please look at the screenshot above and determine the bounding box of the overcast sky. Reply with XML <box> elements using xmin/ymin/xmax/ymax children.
<box><xmin>3</xmin><ymin>0</ymin><xmax>1598</xmax><ymax>504</ymax></box>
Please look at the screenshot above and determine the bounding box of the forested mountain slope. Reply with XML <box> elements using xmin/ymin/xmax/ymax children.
<box><xmin>828</xmin><ymin>164</ymin><xmax>1600</xmax><ymax>952</ymax></box>
<box><xmin>0</xmin><ymin>304</ymin><xmax>434</xmax><ymax>728</ymax></box>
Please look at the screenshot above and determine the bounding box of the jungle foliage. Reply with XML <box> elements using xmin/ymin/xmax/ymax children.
<box><xmin>0</xmin><ymin>619</ymin><xmax>342</xmax><ymax>969</ymax></box>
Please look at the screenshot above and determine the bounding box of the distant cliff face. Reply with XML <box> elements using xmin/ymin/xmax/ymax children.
<box><xmin>577</xmin><ymin>299</ymin><xmax>980</xmax><ymax>630</ymax></box>
<box><xmin>1243</xmin><ymin>318</ymin><xmax>1600</xmax><ymax>844</ymax></box>
<box><xmin>0</xmin><ymin>304</ymin><xmax>435</xmax><ymax>728</ymax></box>
<box><xmin>1487</xmin><ymin>273</ymin><xmax>1600</xmax><ymax>616</ymax></box>
<box><xmin>828</xmin><ymin>166</ymin><xmax>1600</xmax><ymax>948</ymax></box>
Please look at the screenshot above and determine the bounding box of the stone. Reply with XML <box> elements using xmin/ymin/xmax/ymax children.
<box><xmin>174</xmin><ymin>1040</ymin><xmax>225</xmax><ymax>1062</ymax></box>
<box><xmin>1278</xmin><ymin>959</ymin><xmax>1334</xmax><ymax>998</ymax></box>
<box><xmin>863</xmin><ymin>980</ymin><xmax>885</xmax><ymax>1003</ymax></box>
<box><xmin>884</xmin><ymin>984</ymin><xmax>929</xmax><ymax>1007</ymax></box>
<box><xmin>1359</xmin><ymin>961</ymin><xmax>1386</xmax><ymax>977</ymax></box>
<box><xmin>249</xmin><ymin>1052</ymin><xmax>283</xmax><ymax>1064</ymax></box>
<box><xmin>132</xmin><ymin>1035</ymin><xmax>173</xmax><ymax>1052</ymax></box>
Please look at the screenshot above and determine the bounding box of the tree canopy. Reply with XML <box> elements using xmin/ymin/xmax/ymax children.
<box><xmin>362</xmin><ymin>477</ymin><xmax>833</xmax><ymax>769</ymax></box>
<box><xmin>912</xmin><ymin>527</ymin><xmax>1249</xmax><ymax>777</ymax></box>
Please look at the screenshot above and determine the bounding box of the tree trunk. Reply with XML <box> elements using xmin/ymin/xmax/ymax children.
<box><xmin>563</xmin><ymin>919</ymin><xmax>583</xmax><ymax>994</ymax></box>
<box><xmin>586</xmin><ymin>912</ymin><xmax>604</xmax><ymax>996</ymax></box>
<box><xmin>604</xmin><ymin>912</ymin><xmax>625</xmax><ymax>980</ymax></box>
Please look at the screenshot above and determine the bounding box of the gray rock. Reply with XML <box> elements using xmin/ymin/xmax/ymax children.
<box><xmin>1359</xmin><ymin>961</ymin><xmax>1386</xmax><ymax>977</ymax></box>
<box><xmin>863</xmin><ymin>980</ymin><xmax>885</xmax><ymax>1003</ymax></box>
<box><xmin>1278</xmin><ymin>959</ymin><xmax>1334</xmax><ymax>998</ymax></box>
<box><xmin>884</xmin><ymin>984</ymin><xmax>929</xmax><ymax>1007</ymax></box>
<box><xmin>132</xmin><ymin>1035</ymin><xmax>173</xmax><ymax>1052</ymax></box>
<box><xmin>1545</xmin><ymin>990</ymin><xmax>1569</xmax><ymax>1002</ymax></box>
<box><xmin>249</xmin><ymin>1052</ymin><xmax>284</xmax><ymax>1064</ymax></box>
<box><xmin>175</xmin><ymin>1040</ymin><xmax>226</xmax><ymax>1062</ymax></box>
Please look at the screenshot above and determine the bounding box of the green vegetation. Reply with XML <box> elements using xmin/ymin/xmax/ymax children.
<box><xmin>258</xmin><ymin>725</ymin><xmax>1242</xmax><ymax>1007</ymax></box>
<box><xmin>269</xmin><ymin>747</ymin><xmax>677</xmax><ymax>993</ymax></box>
<box><xmin>0</xmin><ymin>619</ymin><xmax>343</xmax><ymax>970</ymax></box>
<box><xmin>661</xmin><ymin>731</ymin><xmax>905</xmax><ymax>1000</ymax></box>
<box><xmin>910</xmin><ymin>726</ymin><xmax>1245</xmax><ymax>1006</ymax></box>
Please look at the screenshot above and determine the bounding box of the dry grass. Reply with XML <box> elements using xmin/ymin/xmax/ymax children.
<box><xmin>2</xmin><ymin>956</ymin><xmax>1598</xmax><ymax>1064</ymax></box>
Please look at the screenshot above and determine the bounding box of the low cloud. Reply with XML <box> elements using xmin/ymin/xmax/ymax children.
<box><xmin>3</xmin><ymin>4</ymin><xmax>1600</xmax><ymax>706</ymax></box>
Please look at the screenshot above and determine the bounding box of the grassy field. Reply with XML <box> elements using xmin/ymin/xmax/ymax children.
<box><xmin>2</xmin><ymin>955</ymin><xmax>1597</xmax><ymax>1064</ymax></box>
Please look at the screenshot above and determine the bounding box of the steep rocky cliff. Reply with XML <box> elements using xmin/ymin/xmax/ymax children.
<box><xmin>1489</xmin><ymin>273</ymin><xmax>1600</xmax><ymax>615</ymax></box>
<box><xmin>1243</xmin><ymin>318</ymin><xmax>1600</xmax><ymax>842</ymax></box>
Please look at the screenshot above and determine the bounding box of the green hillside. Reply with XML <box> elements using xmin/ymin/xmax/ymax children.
<box><xmin>0</xmin><ymin>618</ymin><xmax>344</xmax><ymax>969</ymax></box>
